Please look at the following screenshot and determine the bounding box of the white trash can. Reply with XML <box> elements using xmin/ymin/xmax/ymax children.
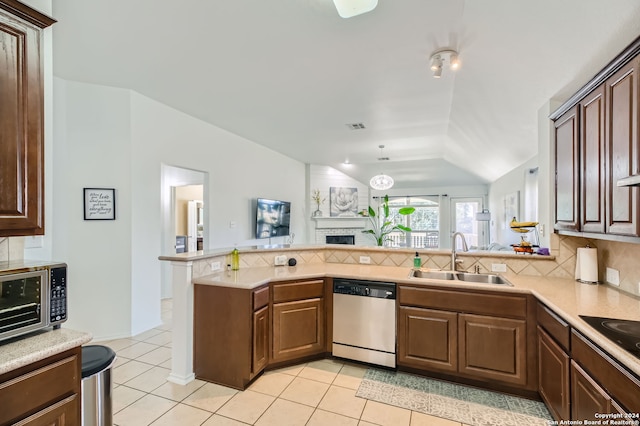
<box><xmin>81</xmin><ymin>345</ymin><xmax>116</xmax><ymax>426</ymax></box>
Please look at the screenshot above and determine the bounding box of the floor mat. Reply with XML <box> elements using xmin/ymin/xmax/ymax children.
<box><xmin>355</xmin><ymin>369</ymin><xmax>552</xmax><ymax>426</ymax></box>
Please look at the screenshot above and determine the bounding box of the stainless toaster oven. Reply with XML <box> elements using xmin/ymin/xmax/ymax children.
<box><xmin>0</xmin><ymin>264</ymin><xmax>67</xmax><ymax>342</ymax></box>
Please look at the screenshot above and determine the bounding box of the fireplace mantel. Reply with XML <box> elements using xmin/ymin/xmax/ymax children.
<box><xmin>312</xmin><ymin>217</ymin><xmax>367</xmax><ymax>229</ymax></box>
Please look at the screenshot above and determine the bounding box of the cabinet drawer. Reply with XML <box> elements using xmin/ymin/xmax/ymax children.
<box><xmin>273</xmin><ymin>279</ymin><xmax>324</xmax><ymax>303</ymax></box>
<box><xmin>398</xmin><ymin>286</ymin><xmax>527</xmax><ymax>319</ymax></box>
<box><xmin>0</xmin><ymin>352</ymin><xmax>79</xmax><ymax>425</ymax></box>
<box><xmin>537</xmin><ymin>302</ymin><xmax>570</xmax><ymax>351</ymax></box>
<box><xmin>571</xmin><ymin>330</ymin><xmax>640</xmax><ymax>412</ymax></box>
<box><xmin>253</xmin><ymin>285</ymin><xmax>269</xmax><ymax>311</ymax></box>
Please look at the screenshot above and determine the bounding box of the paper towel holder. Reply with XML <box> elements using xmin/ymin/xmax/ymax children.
<box><xmin>575</xmin><ymin>245</ymin><xmax>600</xmax><ymax>285</ymax></box>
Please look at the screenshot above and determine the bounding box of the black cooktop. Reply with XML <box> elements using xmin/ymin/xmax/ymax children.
<box><xmin>580</xmin><ymin>315</ymin><xmax>640</xmax><ymax>360</ymax></box>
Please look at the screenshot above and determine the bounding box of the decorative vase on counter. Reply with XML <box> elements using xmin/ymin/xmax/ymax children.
<box><xmin>312</xmin><ymin>209</ymin><xmax>323</xmax><ymax>218</ymax></box>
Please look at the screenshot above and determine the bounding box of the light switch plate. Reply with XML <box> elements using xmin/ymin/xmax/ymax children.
<box><xmin>211</xmin><ymin>261</ymin><xmax>221</xmax><ymax>271</ymax></box>
<box><xmin>491</xmin><ymin>263</ymin><xmax>507</xmax><ymax>273</ymax></box>
<box><xmin>359</xmin><ymin>256</ymin><xmax>371</xmax><ymax>264</ymax></box>
<box><xmin>606</xmin><ymin>267</ymin><xmax>620</xmax><ymax>286</ymax></box>
<box><xmin>274</xmin><ymin>255</ymin><xmax>287</xmax><ymax>266</ymax></box>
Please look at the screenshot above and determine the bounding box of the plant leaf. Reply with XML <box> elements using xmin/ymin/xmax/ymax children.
<box><xmin>396</xmin><ymin>225</ymin><xmax>412</xmax><ymax>232</ymax></box>
<box><xmin>399</xmin><ymin>207</ymin><xmax>416</xmax><ymax>215</ymax></box>
<box><xmin>368</xmin><ymin>206</ymin><xmax>376</xmax><ymax>217</ymax></box>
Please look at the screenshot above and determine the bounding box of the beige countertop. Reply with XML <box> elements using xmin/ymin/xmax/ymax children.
<box><xmin>0</xmin><ymin>328</ymin><xmax>92</xmax><ymax>376</ymax></box>
<box><xmin>194</xmin><ymin>263</ymin><xmax>640</xmax><ymax>377</ymax></box>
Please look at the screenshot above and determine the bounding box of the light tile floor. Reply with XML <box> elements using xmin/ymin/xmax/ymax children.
<box><xmin>102</xmin><ymin>300</ymin><xmax>474</xmax><ymax>425</ymax></box>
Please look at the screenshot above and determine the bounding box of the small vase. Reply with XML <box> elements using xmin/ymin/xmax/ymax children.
<box><xmin>312</xmin><ymin>209</ymin><xmax>323</xmax><ymax>217</ymax></box>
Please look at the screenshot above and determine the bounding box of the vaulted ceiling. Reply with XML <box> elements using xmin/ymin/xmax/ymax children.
<box><xmin>51</xmin><ymin>0</ymin><xmax>640</xmax><ymax>188</ymax></box>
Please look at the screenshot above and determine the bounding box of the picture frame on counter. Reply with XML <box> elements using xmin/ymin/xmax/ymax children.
<box><xmin>83</xmin><ymin>188</ymin><xmax>116</xmax><ymax>220</ymax></box>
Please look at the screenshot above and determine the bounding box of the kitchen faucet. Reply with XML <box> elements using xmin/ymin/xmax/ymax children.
<box><xmin>451</xmin><ymin>232</ymin><xmax>468</xmax><ymax>272</ymax></box>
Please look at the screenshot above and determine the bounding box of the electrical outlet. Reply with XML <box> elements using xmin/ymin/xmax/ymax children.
<box><xmin>359</xmin><ymin>256</ymin><xmax>371</xmax><ymax>264</ymax></box>
<box><xmin>491</xmin><ymin>263</ymin><xmax>507</xmax><ymax>273</ymax></box>
<box><xmin>274</xmin><ymin>255</ymin><xmax>287</xmax><ymax>266</ymax></box>
<box><xmin>211</xmin><ymin>261</ymin><xmax>221</xmax><ymax>271</ymax></box>
<box><xmin>606</xmin><ymin>267</ymin><xmax>620</xmax><ymax>286</ymax></box>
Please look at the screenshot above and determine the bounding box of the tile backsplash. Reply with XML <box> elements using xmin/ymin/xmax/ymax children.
<box><xmin>189</xmin><ymin>234</ymin><xmax>640</xmax><ymax>297</ymax></box>
<box><xmin>0</xmin><ymin>237</ymin><xmax>24</xmax><ymax>262</ymax></box>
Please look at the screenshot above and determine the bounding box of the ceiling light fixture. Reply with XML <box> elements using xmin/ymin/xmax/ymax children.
<box><xmin>332</xmin><ymin>0</ymin><xmax>378</xmax><ymax>18</ymax></box>
<box><xmin>429</xmin><ymin>48</ymin><xmax>460</xmax><ymax>78</ymax></box>
<box><xmin>369</xmin><ymin>145</ymin><xmax>394</xmax><ymax>190</ymax></box>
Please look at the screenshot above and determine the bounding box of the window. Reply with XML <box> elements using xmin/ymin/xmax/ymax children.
<box><xmin>385</xmin><ymin>196</ymin><xmax>440</xmax><ymax>248</ymax></box>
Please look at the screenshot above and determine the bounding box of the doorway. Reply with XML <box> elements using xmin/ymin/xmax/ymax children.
<box><xmin>174</xmin><ymin>186</ymin><xmax>204</xmax><ymax>253</ymax></box>
<box><xmin>160</xmin><ymin>165</ymin><xmax>207</xmax><ymax>299</ymax></box>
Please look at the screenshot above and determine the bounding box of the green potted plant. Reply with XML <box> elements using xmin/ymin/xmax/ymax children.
<box><xmin>359</xmin><ymin>195</ymin><xmax>415</xmax><ymax>246</ymax></box>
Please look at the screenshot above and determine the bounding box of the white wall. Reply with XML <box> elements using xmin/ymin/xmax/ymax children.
<box><xmin>47</xmin><ymin>80</ymin><xmax>307</xmax><ymax>340</ymax></box>
<box><xmin>52</xmin><ymin>78</ymin><xmax>134</xmax><ymax>340</ymax></box>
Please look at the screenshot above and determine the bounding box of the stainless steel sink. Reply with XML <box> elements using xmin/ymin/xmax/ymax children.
<box><xmin>411</xmin><ymin>270</ymin><xmax>457</xmax><ymax>280</ymax></box>
<box><xmin>454</xmin><ymin>272</ymin><xmax>511</xmax><ymax>285</ymax></box>
<box><xmin>409</xmin><ymin>269</ymin><xmax>512</xmax><ymax>286</ymax></box>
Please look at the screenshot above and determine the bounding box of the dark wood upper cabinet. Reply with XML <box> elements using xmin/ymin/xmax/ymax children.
<box><xmin>605</xmin><ymin>58</ymin><xmax>639</xmax><ymax>236</ymax></box>
<box><xmin>580</xmin><ymin>86</ymin><xmax>606</xmax><ymax>233</ymax></box>
<box><xmin>555</xmin><ymin>106</ymin><xmax>580</xmax><ymax>232</ymax></box>
<box><xmin>0</xmin><ymin>1</ymin><xmax>55</xmax><ymax>237</ymax></box>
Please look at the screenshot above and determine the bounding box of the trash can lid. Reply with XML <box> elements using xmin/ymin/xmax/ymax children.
<box><xmin>81</xmin><ymin>345</ymin><xmax>116</xmax><ymax>378</ymax></box>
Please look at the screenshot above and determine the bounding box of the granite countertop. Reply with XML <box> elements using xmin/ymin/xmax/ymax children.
<box><xmin>194</xmin><ymin>263</ymin><xmax>640</xmax><ymax>377</ymax></box>
<box><xmin>0</xmin><ymin>328</ymin><xmax>92</xmax><ymax>375</ymax></box>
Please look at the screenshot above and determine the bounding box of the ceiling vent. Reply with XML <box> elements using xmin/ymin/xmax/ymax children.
<box><xmin>346</xmin><ymin>123</ymin><xmax>366</xmax><ymax>130</ymax></box>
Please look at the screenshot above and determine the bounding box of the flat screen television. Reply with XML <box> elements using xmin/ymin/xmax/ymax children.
<box><xmin>255</xmin><ymin>198</ymin><xmax>291</xmax><ymax>239</ymax></box>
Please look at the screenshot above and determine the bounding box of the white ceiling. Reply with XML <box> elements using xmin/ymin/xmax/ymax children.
<box><xmin>51</xmin><ymin>0</ymin><xmax>640</xmax><ymax>188</ymax></box>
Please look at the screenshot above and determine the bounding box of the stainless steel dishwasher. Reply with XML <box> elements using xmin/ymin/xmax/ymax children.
<box><xmin>332</xmin><ymin>278</ymin><xmax>396</xmax><ymax>368</ymax></box>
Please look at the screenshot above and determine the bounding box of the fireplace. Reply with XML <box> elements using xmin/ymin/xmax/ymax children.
<box><xmin>326</xmin><ymin>235</ymin><xmax>355</xmax><ymax>245</ymax></box>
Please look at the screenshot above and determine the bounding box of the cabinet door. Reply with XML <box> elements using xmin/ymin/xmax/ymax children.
<box><xmin>272</xmin><ymin>298</ymin><xmax>324</xmax><ymax>362</ymax></box>
<box><xmin>397</xmin><ymin>306</ymin><xmax>457</xmax><ymax>372</ymax></box>
<box><xmin>538</xmin><ymin>326</ymin><xmax>570</xmax><ymax>421</ymax></box>
<box><xmin>14</xmin><ymin>394</ymin><xmax>78</xmax><ymax>426</ymax></box>
<box><xmin>0</xmin><ymin>7</ymin><xmax>53</xmax><ymax>236</ymax></box>
<box><xmin>555</xmin><ymin>106</ymin><xmax>581</xmax><ymax>231</ymax></box>
<box><xmin>458</xmin><ymin>314</ymin><xmax>527</xmax><ymax>385</ymax></box>
<box><xmin>571</xmin><ymin>360</ymin><xmax>611</xmax><ymax>421</ymax></box>
<box><xmin>580</xmin><ymin>86</ymin><xmax>606</xmax><ymax>233</ymax></box>
<box><xmin>252</xmin><ymin>306</ymin><xmax>269</xmax><ymax>375</ymax></box>
<box><xmin>605</xmin><ymin>58</ymin><xmax>639</xmax><ymax>236</ymax></box>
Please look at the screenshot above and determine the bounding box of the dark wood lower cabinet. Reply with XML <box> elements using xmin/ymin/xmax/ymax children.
<box><xmin>397</xmin><ymin>306</ymin><xmax>457</xmax><ymax>372</ymax></box>
<box><xmin>458</xmin><ymin>313</ymin><xmax>527</xmax><ymax>386</ymax></box>
<box><xmin>538</xmin><ymin>326</ymin><xmax>570</xmax><ymax>421</ymax></box>
<box><xmin>397</xmin><ymin>285</ymin><xmax>533</xmax><ymax>391</ymax></box>
<box><xmin>571</xmin><ymin>360</ymin><xmax>614</xmax><ymax>420</ymax></box>
<box><xmin>15</xmin><ymin>394</ymin><xmax>79</xmax><ymax>426</ymax></box>
<box><xmin>0</xmin><ymin>348</ymin><xmax>80</xmax><ymax>425</ymax></box>
<box><xmin>272</xmin><ymin>298</ymin><xmax>324</xmax><ymax>362</ymax></box>
<box><xmin>252</xmin><ymin>306</ymin><xmax>269</xmax><ymax>375</ymax></box>
<box><xmin>194</xmin><ymin>284</ymin><xmax>270</xmax><ymax>389</ymax></box>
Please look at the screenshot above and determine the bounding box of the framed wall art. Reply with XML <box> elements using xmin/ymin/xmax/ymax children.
<box><xmin>330</xmin><ymin>187</ymin><xmax>358</xmax><ymax>217</ymax></box>
<box><xmin>84</xmin><ymin>188</ymin><xmax>116</xmax><ymax>220</ymax></box>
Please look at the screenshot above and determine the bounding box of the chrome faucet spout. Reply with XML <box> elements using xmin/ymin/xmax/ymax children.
<box><xmin>451</xmin><ymin>232</ymin><xmax>468</xmax><ymax>272</ymax></box>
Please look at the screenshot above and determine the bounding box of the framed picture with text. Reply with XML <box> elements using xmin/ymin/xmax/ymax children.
<box><xmin>83</xmin><ymin>188</ymin><xmax>116</xmax><ymax>220</ymax></box>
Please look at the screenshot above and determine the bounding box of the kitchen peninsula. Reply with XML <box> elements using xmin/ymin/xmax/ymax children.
<box><xmin>160</xmin><ymin>245</ymin><xmax>640</xmax><ymax>372</ymax></box>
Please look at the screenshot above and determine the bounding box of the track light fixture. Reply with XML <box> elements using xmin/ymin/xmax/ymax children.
<box><xmin>429</xmin><ymin>48</ymin><xmax>460</xmax><ymax>78</ymax></box>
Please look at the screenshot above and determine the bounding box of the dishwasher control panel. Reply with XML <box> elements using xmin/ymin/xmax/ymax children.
<box><xmin>333</xmin><ymin>279</ymin><xmax>396</xmax><ymax>299</ymax></box>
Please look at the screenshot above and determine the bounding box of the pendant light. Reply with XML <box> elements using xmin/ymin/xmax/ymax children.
<box><xmin>369</xmin><ymin>145</ymin><xmax>394</xmax><ymax>190</ymax></box>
